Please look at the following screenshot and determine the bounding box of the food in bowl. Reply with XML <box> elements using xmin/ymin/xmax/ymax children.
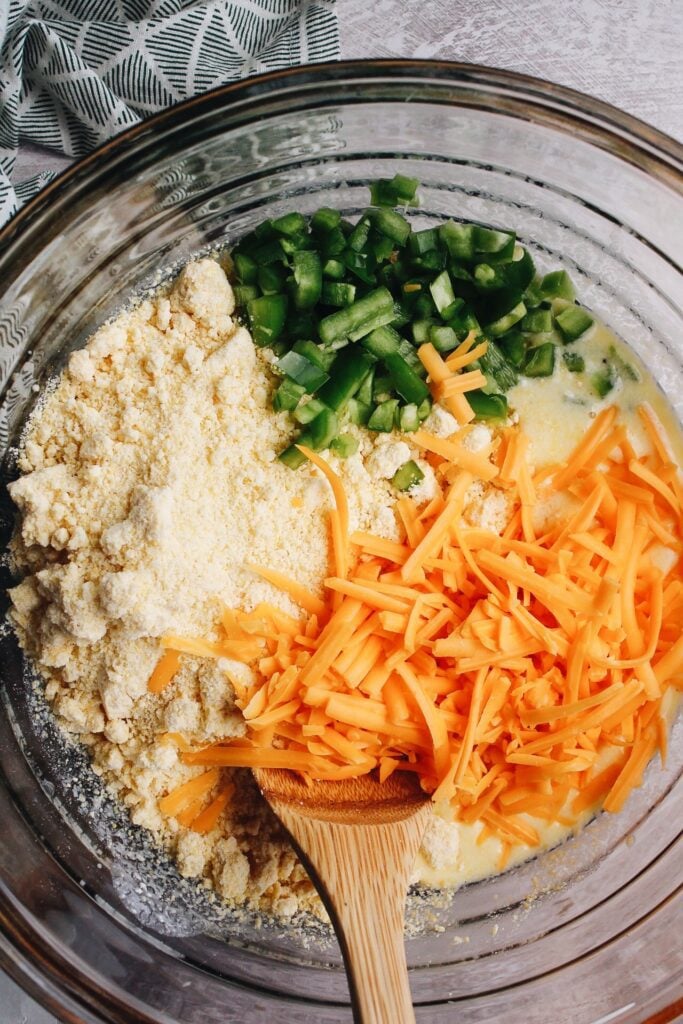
<box><xmin>7</xmin><ymin>178</ymin><xmax>682</xmax><ymax>917</ymax></box>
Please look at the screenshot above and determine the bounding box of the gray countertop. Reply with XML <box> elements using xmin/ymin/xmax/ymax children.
<box><xmin>4</xmin><ymin>1</ymin><xmax>682</xmax><ymax>1021</ymax></box>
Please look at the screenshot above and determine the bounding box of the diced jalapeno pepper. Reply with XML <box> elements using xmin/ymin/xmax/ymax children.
<box><xmin>291</xmin><ymin>250</ymin><xmax>322</xmax><ymax>311</ymax></box>
<box><xmin>278</xmin><ymin>445</ymin><xmax>306</xmax><ymax>469</ymax></box>
<box><xmin>368</xmin><ymin>207</ymin><xmax>411</xmax><ymax>246</ymax></box>
<box><xmin>271</xmin><ymin>211</ymin><xmax>307</xmax><ymax>237</ymax></box>
<box><xmin>429</xmin><ymin>270</ymin><xmax>456</xmax><ymax>315</ymax></box>
<box><xmin>373</xmin><ymin>234</ymin><xmax>396</xmax><ymax>263</ymax></box>
<box><xmin>319</xmin><ymin>288</ymin><xmax>394</xmax><ymax>345</ymax></box>
<box><xmin>356</xmin><ymin>366</ymin><xmax>375</xmax><ymax>406</ymax></box>
<box><xmin>521</xmin><ymin>308</ymin><xmax>553</xmax><ymax>334</ymax></box>
<box><xmin>286</xmin><ymin>311</ymin><xmax>317</xmax><ymax>342</ymax></box>
<box><xmin>398</xmin><ymin>338</ymin><xmax>425</xmax><ymax>375</ymax></box>
<box><xmin>392</xmin><ymin>460</ymin><xmax>424</xmax><ymax>491</ymax></box>
<box><xmin>330</xmin><ymin>433</ymin><xmax>359</xmax><ymax>457</ymax></box>
<box><xmin>316</xmin><ymin>349</ymin><xmax>374</xmax><ymax>411</ymax></box>
<box><xmin>591</xmin><ymin>364</ymin><xmax>616</xmax><ymax>397</ymax></box>
<box><xmin>273</xmin><ymin>378</ymin><xmax>305</xmax><ymax>412</ymax></box>
<box><xmin>412</xmin><ymin>249</ymin><xmax>446</xmax><ymax>273</ymax></box>
<box><xmin>429</xmin><ymin>324</ymin><xmax>458</xmax><ymax>353</ymax></box>
<box><xmin>474</xmin><ymin>263</ymin><xmax>505</xmax><ymax>290</ymax></box>
<box><xmin>562</xmin><ymin>351</ymin><xmax>585</xmax><ymax>373</ymax></box>
<box><xmin>412</xmin><ymin>319</ymin><xmax>435</xmax><ymax>345</ymax></box>
<box><xmin>348</xmin><ymin>308</ymin><xmax>397</xmax><ymax>342</ymax></box>
<box><xmin>234</xmin><ymin>252</ymin><xmax>258</xmax><ymax>284</ymax></box>
<box><xmin>323</xmin><ymin>258</ymin><xmax>346</xmax><ymax>280</ymax></box>
<box><xmin>292</xmin><ymin>340</ymin><xmax>335</xmax><ymax>371</ymax></box>
<box><xmin>342</xmin><ymin>249</ymin><xmax>376</xmax><ymax>285</ymax></box>
<box><xmin>399</xmin><ymin>404</ymin><xmax>420</xmax><ymax>433</ymax></box>
<box><xmin>311</xmin><ymin>207</ymin><xmax>342</xmax><ymax>234</ymax></box>
<box><xmin>409</xmin><ymin>228</ymin><xmax>439</xmax><ymax>255</ymax></box>
<box><xmin>307</xmin><ymin>406</ymin><xmax>339</xmax><ymax>450</ymax></box>
<box><xmin>522</xmin><ymin>342</ymin><xmax>556</xmax><ymax>377</ymax></box>
<box><xmin>499</xmin><ymin>332</ymin><xmax>526</xmax><ymax>370</ymax></box>
<box><xmin>439</xmin><ymin>221</ymin><xmax>474</xmax><ymax>260</ymax></box>
<box><xmin>294</xmin><ymin>397</ymin><xmax>327</xmax><ymax>424</ymax></box>
<box><xmin>523</xmin><ymin>278</ymin><xmax>545</xmax><ymax>308</ymax></box>
<box><xmin>384</xmin><ymin>352</ymin><xmax>430</xmax><ymax>405</ymax></box>
<box><xmin>417</xmin><ymin>396</ymin><xmax>433</xmax><ymax>421</ymax></box>
<box><xmin>368</xmin><ymin>399</ymin><xmax>399</xmax><ymax>432</ymax></box>
<box><xmin>362</xmin><ymin>325</ymin><xmax>401</xmax><ymax>359</ymax></box>
<box><xmin>369</xmin><ymin>174</ymin><xmax>419</xmax><ymax>207</ymax></box>
<box><xmin>472</xmin><ymin>225</ymin><xmax>516</xmax><ymax>259</ymax></box>
<box><xmin>373</xmin><ymin>374</ymin><xmax>393</xmax><ymax>401</ymax></box>
<box><xmin>321</xmin><ymin>227</ymin><xmax>347</xmax><ymax>258</ymax></box>
<box><xmin>486</xmin><ymin>300</ymin><xmax>527</xmax><ymax>337</ymax></box>
<box><xmin>279</xmin><ymin>233</ymin><xmax>312</xmax><ymax>256</ymax></box>
<box><xmin>247</xmin><ymin>294</ymin><xmax>288</xmax><ymax>347</ymax></box>
<box><xmin>347</xmin><ymin>216</ymin><xmax>372</xmax><ymax>253</ymax></box>
<box><xmin>233</xmin><ymin>284</ymin><xmax>259</xmax><ymax>305</ymax></box>
<box><xmin>347</xmin><ymin>398</ymin><xmax>372</xmax><ymax>426</ymax></box>
<box><xmin>466</xmin><ymin>390</ymin><xmax>508</xmax><ymax>421</ymax></box>
<box><xmin>277</xmin><ymin>350</ymin><xmax>329</xmax><ymax>392</ymax></box>
<box><xmin>478</xmin><ymin>339</ymin><xmax>518</xmax><ymax>391</ymax></box>
<box><xmin>502</xmin><ymin>249</ymin><xmax>535</xmax><ymax>291</ymax></box>
<box><xmin>258</xmin><ymin>263</ymin><xmax>286</xmax><ymax>295</ymax></box>
<box><xmin>321</xmin><ymin>281</ymin><xmax>356</xmax><ymax>307</ymax></box>
<box><xmin>555</xmin><ymin>305</ymin><xmax>594</xmax><ymax>342</ymax></box>
<box><xmin>233</xmin><ymin>182</ymin><xmax>604</xmax><ymax>461</ymax></box>
<box><xmin>253</xmin><ymin>239</ymin><xmax>287</xmax><ymax>266</ymax></box>
<box><xmin>539</xmin><ymin>270</ymin><xmax>575</xmax><ymax>302</ymax></box>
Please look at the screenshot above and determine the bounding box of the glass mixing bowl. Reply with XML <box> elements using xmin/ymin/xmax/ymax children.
<box><xmin>0</xmin><ymin>61</ymin><xmax>681</xmax><ymax>1024</ymax></box>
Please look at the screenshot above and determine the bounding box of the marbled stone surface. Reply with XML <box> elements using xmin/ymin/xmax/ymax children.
<box><xmin>5</xmin><ymin>0</ymin><xmax>682</xmax><ymax>1020</ymax></box>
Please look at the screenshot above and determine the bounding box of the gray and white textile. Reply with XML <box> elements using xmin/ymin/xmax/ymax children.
<box><xmin>0</xmin><ymin>0</ymin><xmax>339</xmax><ymax>226</ymax></box>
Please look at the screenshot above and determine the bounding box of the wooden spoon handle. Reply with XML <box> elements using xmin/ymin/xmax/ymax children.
<box><xmin>274</xmin><ymin>804</ymin><xmax>430</xmax><ymax>1024</ymax></box>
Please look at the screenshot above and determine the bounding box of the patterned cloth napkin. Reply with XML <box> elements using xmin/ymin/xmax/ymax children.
<box><xmin>0</xmin><ymin>0</ymin><xmax>338</xmax><ymax>226</ymax></box>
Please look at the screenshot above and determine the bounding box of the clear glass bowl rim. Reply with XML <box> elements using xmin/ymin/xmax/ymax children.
<box><xmin>1</xmin><ymin>58</ymin><xmax>682</xmax><ymax>264</ymax></box>
<box><xmin>0</xmin><ymin>58</ymin><xmax>682</xmax><ymax>1024</ymax></box>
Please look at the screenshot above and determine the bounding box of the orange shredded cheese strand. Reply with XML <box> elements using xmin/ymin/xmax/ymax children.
<box><xmin>446</xmin><ymin>339</ymin><xmax>489</xmax><ymax>370</ymax></box>
<box><xmin>247</xmin><ymin>564</ymin><xmax>326</xmax><ymax>617</ymax></box>
<box><xmin>411</xmin><ymin>429</ymin><xmax>498</xmax><ymax>482</ymax></box>
<box><xmin>161</xmin><ymin>634</ymin><xmax>262</xmax><ymax>660</ymax></box>
<box><xmin>401</xmin><ymin>472</ymin><xmax>473</xmax><ymax>582</ymax></box>
<box><xmin>553</xmin><ymin>406</ymin><xmax>618</xmax><ymax>490</ymax></box>
<box><xmin>189</xmin><ymin>785</ymin><xmax>233</xmax><ymax>834</ymax></box>
<box><xmin>637</xmin><ymin>404</ymin><xmax>674</xmax><ymax>465</ymax></box>
<box><xmin>158</xmin><ymin>769</ymin><xmax>220</xmax><ymax>816</ymax></box>
<box><xmin>148</xmin><ymin>650</ymin><xmax>181</xmax><ymax>694</ymax></box>
<box><xmin>418</xmin><ymin>343</ymin><xmax>475</xmax><ymax>424</ymax></box>
<box><xmin>182</xmin><ymin>746</ymin><xmax>329</xmax><ymax>773</ymax></box>
<box><xmin>435</xmin><ymin>369</ymin><xmax>488</xmax><ymax>396</ymax></box>
<box><xmin>298</xmin><ymin>444</ymin><xmax>350</xmax><ymax>579</ymax></box>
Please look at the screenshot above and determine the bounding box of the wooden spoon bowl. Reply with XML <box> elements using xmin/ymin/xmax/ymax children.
<box><xmin>253</xmin><ymin>767</ymin><xmax>431</xmax><ymax>1024</ymax></box>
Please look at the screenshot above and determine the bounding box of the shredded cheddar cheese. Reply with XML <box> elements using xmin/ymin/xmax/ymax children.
<box><xmin>152</xmin><ymin>405</ymin><xmax>682</xmax><ymax>851</ymax></box>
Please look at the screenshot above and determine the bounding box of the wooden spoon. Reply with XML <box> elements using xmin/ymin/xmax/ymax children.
<box><xmin>253</xmin><ymin>767</ymin><xmax>431</xmax><ymax>1024</ymax></box>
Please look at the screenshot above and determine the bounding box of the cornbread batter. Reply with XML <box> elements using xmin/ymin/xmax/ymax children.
<box><xmin>7</xmin><ymin>258</ymin><xmax>681</xmax><ymax>913</ymax></box>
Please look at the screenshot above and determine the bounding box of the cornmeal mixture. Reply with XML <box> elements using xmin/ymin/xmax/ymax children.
<box><xmin>8</xmin><ymin>258</ymin><xmax>500</xmax><ymax>914</ymax></box>
<box><xmin>9</xmin><ymin>253</ymin><xmax>682</xmax><ymax>915</ymax></box>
